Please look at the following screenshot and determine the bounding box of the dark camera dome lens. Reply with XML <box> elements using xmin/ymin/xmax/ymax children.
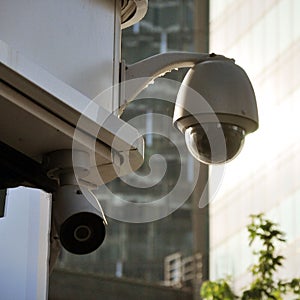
<box><xmin>184</xmin><ymin>123</ymin><xmax>245</xmax><ymax>164</ymax></box>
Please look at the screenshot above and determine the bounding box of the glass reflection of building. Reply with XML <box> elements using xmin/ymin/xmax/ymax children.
<box><xmin>54</xmin><ymin>0</ymin><xmax>208</xmax><ymax>292</ymax></box>
<box><xmin>209</xmin><ymin>0</ymin><xmax>300</xmax><ymax>291</ymax></box>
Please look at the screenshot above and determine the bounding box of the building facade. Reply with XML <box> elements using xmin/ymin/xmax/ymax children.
<box><xmin>53</xmin><ymin>2</ymin><xmax>209</xmax><ymax>299</ymax></box>
<box><xmin>209</xmin><ymin>0</ymin><xmax>300</xmax><ymax>291</ymax></box>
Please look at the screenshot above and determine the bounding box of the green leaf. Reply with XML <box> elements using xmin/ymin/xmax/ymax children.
<box><xmin>200</xmin><ymin>214</ymin><xmax>300</xmax><ymax>300</ymax></box>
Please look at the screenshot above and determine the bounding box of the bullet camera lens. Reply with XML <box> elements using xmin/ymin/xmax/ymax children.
<box><xmin>185</xmin><ymin>123</ymin><xmax>245</xmax><ymax>164</ymax></box>
<box><xmin>74</xmin><ymin>225</ymin><xmax>92</xmax><ymax>242</ymax></box>
<box><xmin>60</xmin><ymin>212</ymin><xmax>106</xmax><ymax>255</ymax></box>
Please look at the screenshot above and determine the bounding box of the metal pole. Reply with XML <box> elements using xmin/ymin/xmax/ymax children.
<box><xmin>192</xmin><ymin>0</ymin><xmax>210</xmax><ymax>299</ymax></box>
<box><xmin>192</xmin><ymin>164</ymin><xmax>209</xmax><ymax>300</ymax></box>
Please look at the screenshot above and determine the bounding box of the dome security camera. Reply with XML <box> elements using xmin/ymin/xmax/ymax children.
<box><xmin>123</xmin><ymin>52</ymin><xmax>258</xmax><ymax>164</ymax></box>
<box><xmin>173</xmin><ymin>58</ymin><xmax>259</xmax><ymax>164</ymax></box>
<box><xmin>52</xmin><ymin>185</ymin><xmax>106</xmax><ymax>255</ymax></box>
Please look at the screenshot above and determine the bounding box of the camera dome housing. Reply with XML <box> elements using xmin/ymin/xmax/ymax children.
<box><xmin>173</xmin><ymin>58</ymin><xmax>258</xmax><ymax>164</ymax></box>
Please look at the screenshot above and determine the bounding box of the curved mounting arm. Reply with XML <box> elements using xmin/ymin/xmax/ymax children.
<box><xmin>119</xmin><ymin>52</ymin><xmax>230</xmax><ymax>111</ymax></box>
<box><xmin>126</xmin><ymin>52</ymin><xmax>211</xmax><ymax>81</ymax></box>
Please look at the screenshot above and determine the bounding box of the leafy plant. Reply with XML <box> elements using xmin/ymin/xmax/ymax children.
<box><xmin>200</xmin><ymin>214</ymin><xmax>300</xmax><ymax>300</ymax></box>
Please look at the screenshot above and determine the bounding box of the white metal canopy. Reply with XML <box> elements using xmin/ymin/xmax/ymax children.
<box><xmin>0</xmin><ymin>40</ymin><xmax>144</xmax><ymax>188</ymax></box>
